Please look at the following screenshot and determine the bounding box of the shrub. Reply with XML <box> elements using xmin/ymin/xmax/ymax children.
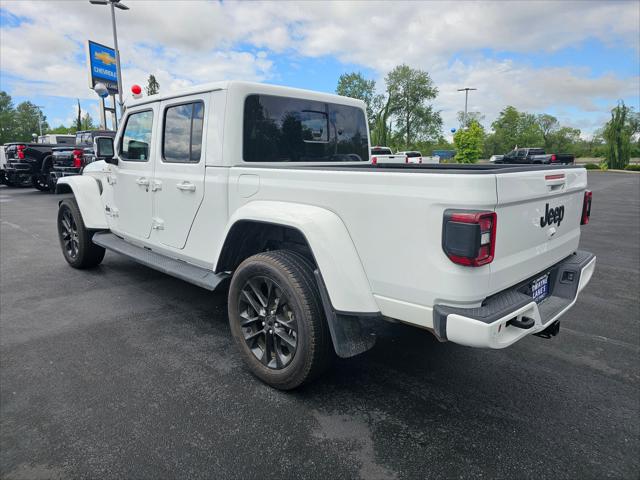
<box><xmin>624</xmin><ymin>164</ymin><xmax>640</xmax><ymax>171</ymax></box>
<box><xmin>584</xmin><ymin>163</ymin><xmax>599</xmax><ymax>170</ymax></box>
<box><xmin>599</xmin><ymin>160</ymin><xmax>609</xmax><ymax>171</ymax></box>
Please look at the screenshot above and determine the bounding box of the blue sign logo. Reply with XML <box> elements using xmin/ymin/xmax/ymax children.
<box><xmin>87</xmin><ymin>41</ymin><xmax>118</xmax><ymax>94</ymax></box>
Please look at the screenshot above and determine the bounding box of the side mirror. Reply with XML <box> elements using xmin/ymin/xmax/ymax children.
<box><xmin>94</xmin><ymin>136</ymin><xmax>117</xmax><ymax>165</ymax></box>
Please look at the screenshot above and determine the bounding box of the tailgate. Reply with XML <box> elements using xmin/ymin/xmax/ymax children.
<box><xmin>490</xmin><ymin>167</ymin><xmax>587</xmax><ymax>294</ymax></box>
<box><xmin>52</xmin><ymin>151</ymin><xmax>73</xmax><ymax>167</ymax></box>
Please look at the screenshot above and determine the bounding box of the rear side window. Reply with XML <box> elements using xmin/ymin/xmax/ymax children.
<box><xmin>163</xmin><ymin>101</ymin><xmax>205</xmax><ymax>163</ymax></box>
<box><xmin>243</xmin><ymin>94</ymin><xmax>368</xmax><ymax>162</ymax></box>
<box><xmin>120</xmin><ymin>110</ymin><xmax>154</xmax><ymax>161</ymax></box>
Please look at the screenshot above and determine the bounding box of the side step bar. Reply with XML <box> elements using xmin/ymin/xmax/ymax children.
<box><xmin>92</xmin><ymin>232</ymin><xmax>228</xmax><ymax>291</ymax></box>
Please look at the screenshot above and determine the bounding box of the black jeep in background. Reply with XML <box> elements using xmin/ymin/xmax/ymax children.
<box><xmin>3</xmin><ymin>135</ymin><xmax>75</xmax><ymax>190</ymax></box>
<box><xmin>50</xmin><ymin>130</ymin><xmax>115</xmax><ymax>190</ymax></box>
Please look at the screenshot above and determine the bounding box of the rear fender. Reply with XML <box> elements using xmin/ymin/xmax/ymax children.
<box><xmin>218</xmin><ymin>201</ymin><xmax>378</xmax><ymax>314</ymax></box>
<box><xmin>56</xmin><ymin>176</ymin><xmax>108</xmax><ymax>229</ymax></box>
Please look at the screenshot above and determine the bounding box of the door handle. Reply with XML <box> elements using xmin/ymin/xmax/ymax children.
<box><xmin>176</xmin><ymin>181</ymin><xmax>196</xmax><ymax>192</ymax></box>
<box><xmin>136</xmin><ymin>177</ymin><xmax>150</xmax><ymax>186</ymax></box>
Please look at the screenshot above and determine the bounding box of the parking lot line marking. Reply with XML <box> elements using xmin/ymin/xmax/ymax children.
<box><xmin>562</xmin><ymin>326</ymin><xmax>640</xmax><ymax>353</ymax></box>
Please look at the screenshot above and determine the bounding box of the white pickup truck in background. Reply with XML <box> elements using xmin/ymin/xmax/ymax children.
<box><xmin>55</xmin><ymin>81</ymin><xmax>596</xmax><ymax>390</ymax></box>
<box><xmin>370</xmin><ymin>146</ymin><xmax>407</xmax><ymax>164</ymax></box>
<box><xmin>396</xmin><ymin>150</ymin><xmax>440</xmax><ymax>164</ymax></box>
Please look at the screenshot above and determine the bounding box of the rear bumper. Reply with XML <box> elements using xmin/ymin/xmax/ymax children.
<box><xmin>4</xmin><ymin>161</ymin><xmax>34</xmax><ymax>174</ymax></box>
<box><xmin>433</xmin><ymin>250</ymin><xmax>596</xmax><ymax>348</ymax></box>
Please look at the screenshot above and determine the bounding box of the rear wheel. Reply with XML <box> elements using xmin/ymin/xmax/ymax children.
<box><xmin>32</xmin><ymin>158</ymin><xmax>53</xmax><ymax>192</ymax></box>
<box><xmin>32</xmin><ymin>172</ymin><xmax>50</xmax><ymax>191</ymax></box>
<box><xmin>228</xmin><ymin>250</ymin><xmax>334</xmax><ymax>390</ymax></box>
<box><xmin>57</xmin><ymin>198</ymin><xmax>105</xmax><ymax>269</ymax></box>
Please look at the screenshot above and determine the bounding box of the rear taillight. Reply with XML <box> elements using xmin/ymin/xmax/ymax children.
<box><xmin>442</xmin><ymin>210</ymin><xmax>497</xmax><ymax>267</ymax></box>
<box><xmin>73</xmin><ymin>149</ymin><xmax>84</xmax><ymax>168</ymax></box>
<box><xmin>17</xmin><ymin>144</ymin><xmax>26</xmax><ymax>160</ymax></box>
<box><xmin>405</xmin><ymin>156</ymin><xmax>409</xmax><ymax>163</ymax></box>
<box><xmin>371</xmin><ymin>156</ymin><xmax>377</xmax><ymax>165</ymax></box>
<box><xmin>581</xmin><ymin>190</ymin><xmax>592</xmax><ymax>225</ymax></box>
<box><xmin>551</xmin><ymin>154</ymin><xmax>557</xmax><ymax>162</ymax></box>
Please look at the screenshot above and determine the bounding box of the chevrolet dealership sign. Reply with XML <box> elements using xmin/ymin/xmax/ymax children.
<box><xmin>86</xmin><ymin>40</ymin><xmax>119</xmax><ymax>94</ymax></box>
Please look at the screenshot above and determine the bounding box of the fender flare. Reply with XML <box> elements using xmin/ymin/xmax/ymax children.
<box><xmin>217</xmin><ymin>200</ymin><xmax>379</xmax><ymax>315</ymax></box>
<box><xmin>56</xmin><ymin>176</ymin><xmax>108</xmax><ymax>229</ymax></box>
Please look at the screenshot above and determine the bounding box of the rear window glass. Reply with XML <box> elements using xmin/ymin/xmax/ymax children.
<box><xmin>56</xmin><ymin>136</ymin><xmax>75</xmax><ymax>145</ymax></box>
<box><xmin>406</xmin><ymin>152</ymin><xmax>421</xmax><ymax>158</ymax></box>
<box><xmin>76</xmin><ymin>133</ymin><xmax>93</xmax><ymax>145</ymax></box>
<box><xmin>243</xmin><ymin>94</ymin><xmax>368</xmax><ymax>162</ymax></box>
<box><xmin>371</xmin><ymin>147</ymin><xmax>392</xmax><ymax>155</ymax></box>
<box><xmin>163</xmin><ymin>101</ymin><xmax>204</xmax><ymax>163</ymax></box>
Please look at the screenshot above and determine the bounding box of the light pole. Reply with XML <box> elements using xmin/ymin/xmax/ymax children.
<box><xmin>457</xmin><ymin>87</ymin><xmax>477</xmax><ymax>128</ymax></box>
<box><xmin>89</xmin><ymin>0</ymin><xmax>129</xmax><ymax>117</ymax></box>
<box><xmin>35</xmin><ymin>105</ymin><xmax>45</xmax><ymax>136</ymax></box>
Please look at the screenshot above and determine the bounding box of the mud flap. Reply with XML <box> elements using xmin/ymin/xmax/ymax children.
<box><xmin>314</xmin><ymin>270</ymin><xmax>377</xmax><ymax>358</ymax></box>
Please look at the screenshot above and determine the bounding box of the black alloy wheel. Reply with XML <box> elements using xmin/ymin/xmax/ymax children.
<box><xmin>238</xmin><ymin>276</ymin><xmax>298</xmax><ymax>369</ymax></box>
<box><xmin>59</xmin><ymin>207</ymin><xmax>80</xmax><ymax>260</ymax></box>
<box><xmin>57</xmin><ymin>198</ymin><xmax>105</xmax><ymax>269</ymax></box>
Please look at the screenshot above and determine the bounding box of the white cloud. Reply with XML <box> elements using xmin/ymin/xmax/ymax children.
<box><xmin>0</xmin><ymin>0</ymin><xmax>637</xmax><ymax>137</ymax></box>
<box><xmin>431</xmin><ymin>59</ymin><xmax>639</xmax><ymax>136</ymax></box>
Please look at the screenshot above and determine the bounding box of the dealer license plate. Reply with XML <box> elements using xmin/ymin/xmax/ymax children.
<box><xmin>531</xmin><ymin>274</ymin><xmax>549</xmax><ymax>303</ymax></box>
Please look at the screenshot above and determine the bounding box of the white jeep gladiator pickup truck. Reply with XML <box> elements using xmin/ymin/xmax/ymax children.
<box><xmin>55</xmin><ymin>81</ymin><xmax>596</xmax><ymax>390</ymax></box>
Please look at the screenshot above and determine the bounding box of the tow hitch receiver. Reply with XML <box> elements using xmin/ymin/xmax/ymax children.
<box><xmin>507</xmin><ymin>316</ymin><xmax>535</xmax><ymax>330</ymax></box>
<box><xmin>534</xmin><ymin>321</ymin><xmax>561</xmax><ymax>339</ymax></box>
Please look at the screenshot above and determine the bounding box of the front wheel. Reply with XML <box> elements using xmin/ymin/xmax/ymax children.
<box><xmin>57</xmin><ymin>198</ymin><xmax>105</xmax><ymax>269</ymax></box>
<box><xmin>228</xmin><ymin>250</ymin><xmax>334</xmax><ymax>390</ymax></box>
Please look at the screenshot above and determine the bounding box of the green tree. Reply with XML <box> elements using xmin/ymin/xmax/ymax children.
<box><xmin>370</xmin><ymin>94</ymin><xmax>392</xmax><ymax>146</ymax></box>
<box><xmin>146</xmin><ymin>74</ymin><xmax>160</xmax><ymax>96</ymax></box>
<box><xmin>603</xmin><ymin>101</ymin><xmax>636</xmax><ymax>169</ymax></box>
<box><xmin>0</xmin><ymin>91</ymin><xmax>16</xmax><ymax>145</ymax></box>
<box><xmin>49</xmin><ymin>125</ymin><xmax>75</xmax><ymax>135</ymax></box>
<box><xmin>453</xmin><ymin>120</ymin><xmax>484</xmax><ymax>163</ymax></box>
<box><xmin>536</xmin><ymin>113</ymin><xmax>559</xmax><ymax>150</ymax></box>
<box><xmin>386</xmin><ymin>64</ymin><xmax>442</xmax><ymax>147</ymax></box>
<box><xmin>548</xmin><ymin>126</ymin><xmax>581</xmax><ymax>154</ymax></box>
<box><xmin>336</xmin><ymin>72</ymin><xmax>380</xmax><ymax>127</ymax></box>
<box><xmin>457</xmin><ymin>111</ymin><xmax>485</xmax><ymax>129</ymax></box>
<box><xmin>13</xmin><ymin>102</ymin><xmax>48</xmax><ymax>141</ymax></box>
<box><xmin>76</xmin><ymin>99</ymin><xmax>82</xmax><ymax>131</ymax></box>
<box><xmin>489</xmin><ymin>106</ymin><xmax>543</xmax><ymax>154</ymax></box>
<box><xmin>81</xmin><ymin>112</ymin><xmax>95</xmax><ymax>131</ymax></box>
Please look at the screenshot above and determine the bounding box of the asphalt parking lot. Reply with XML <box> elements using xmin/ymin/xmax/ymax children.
<box><xmin>1</xmin><ymin>172</ymin><xmax>638</xmax><ymax>480</ymax></box>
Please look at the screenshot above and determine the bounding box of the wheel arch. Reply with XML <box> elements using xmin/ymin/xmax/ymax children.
<box><xmin>215</xmin><ymin>201</ymin><xmax>378</xmax><ymax>315</ymax></box>
<box><xmin>40</xmin><ymin>155</ymin><xmax>53</xmax><ymax>173</ymax></box>
<box><xmin>55</xmin><ymin>176</ymin><xmax>108</xmax><ymax>229</ymax></box>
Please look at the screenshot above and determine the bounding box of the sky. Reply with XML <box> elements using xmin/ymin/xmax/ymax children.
<box><xmin>0</xmin><ymin>0</ymin><xmax>638</xmax><ymax>139</ymax></box>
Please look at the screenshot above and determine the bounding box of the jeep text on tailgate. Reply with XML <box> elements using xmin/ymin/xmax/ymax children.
<box><xmin>55</xmin><ymin>81</ymin><xmax>596</xmax><ymax>389</ymax></box>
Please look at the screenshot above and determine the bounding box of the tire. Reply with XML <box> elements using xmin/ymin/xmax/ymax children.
<box><xmin>57</xmin><ymin>198</ymin><xmax>105</xmax><ymax>269</ymax></box>
<box><xmin>32</xmin><ymin>173</ymin><xmax>50</xmax><ymax>191</ymax></box>
<box><xmin>32</xmin><ymin>157</ymin><xmax>54</xmax><ymax>192</ymax></box>
<box><xmin>228</xmin><ymin>250</ymin><xmax>334</xmax><ymax>390</ymax></box>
